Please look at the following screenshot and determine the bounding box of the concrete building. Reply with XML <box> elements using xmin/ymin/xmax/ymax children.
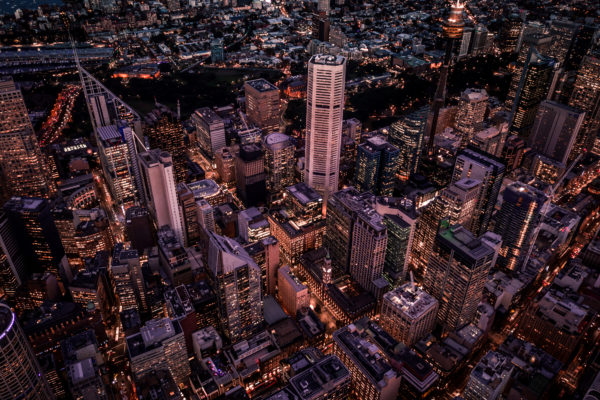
<box><xmin>529</xmin><ymin>100</ymin><xmax>585</xmax><ymax>165</ymax></box>
<box><xmin>139</xmin><ymin>149</ymin><xmax>185</xmax><ymax>246</ymax></box>
<box><xmin>332</xmin><ymin>322</ymin><xmax>401</xmax><ymax>400</ymax></box>
<box><xmin>263</xmin><ymin>132</ymin><xmax>295</xmax><ymax>199</ymax></box>
<box><xmin>126</xmin><ymin>317</ymin><xmax>190</xmax><ymax>386</ymax></box>
<box><xmin>192</xmin><ymin>107</ymin><xmax>226</xmax><ymax>158</ymax></box>
<box><xmin>245</xmin><ymin>79</ymin><xmax>280</xmax><ymax>133</ymax></box>
<box><xmin>380</xmin><ymin>282</ymin><xmax>439</xmax><ymax>346</ymax></box>
<box><xmin>463</xmin><ymin>351</ymin><xmax>513</xmax><ymax>400</ymax></box>
<box><xmin>304</xmin><ymin>54</ymin><xmax>346</xmax><ymax>201</ymax></box>
<box><xmin>424</xmin><ymin>224</ymin><xmax>495</xmax><ymax>331</ymax></box>
<box><xmin>278</xmin><ymin>264</ymin><xmax>310</xmax><ymax>315</ymax></box>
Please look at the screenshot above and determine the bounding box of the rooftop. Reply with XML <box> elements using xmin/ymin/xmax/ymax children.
<box><xmin>245</xmin><ymin>78</ymin><xmax>278</xmax><ymax>92</ymax></box>
<box><xmin>383</xmin><ymin>282</ymin><xmax>438</xmax><ymax>320</ymax></box>
<box><xmin>310</xmin><ymin>54</ymin><xmax>346</xmax><ymax>66</ymax></box>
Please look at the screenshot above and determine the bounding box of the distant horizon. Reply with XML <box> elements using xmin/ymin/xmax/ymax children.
<box><xmin>1</xmin><ymin>0</ymin><xmax>63</xmax><ymax>15</ymax></box>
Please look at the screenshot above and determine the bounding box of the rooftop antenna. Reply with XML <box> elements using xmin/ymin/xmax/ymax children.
<box><xmin>177</xmin><ymin>99</ymin><xmax>181</xmax><ymax>120</ymax></box>
<box><xmin>409</xmin><ymin>271</ymin><xmax>415</xmax><ymax>292</ymax></box>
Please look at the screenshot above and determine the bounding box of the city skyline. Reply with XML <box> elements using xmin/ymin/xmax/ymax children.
<box><xmin>0</xmin><ymin>0</ymin><xmax>598</xmax><ymax>399</ymax></box>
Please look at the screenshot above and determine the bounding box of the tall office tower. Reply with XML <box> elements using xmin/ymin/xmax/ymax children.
<box><xmin>197</xmin><ymin>199</ymin><xmax>215</xmax><ymax>233</ymax></box>
<box><xmin>244</xmin><ymin>79</ymin><xmax>280</xmax><ymax>133</ymax></box>
<box><xmin>442</xmin><ymin>178</ymin><xmax>482</xmax><ymax>232</ymax></box>
<box><xmin>493</xmin><ymin>182</ymin><xmax>547</xmax><ymax>271</ymax></box>
<box><xmin>325</xmin><ymin>188</ymin><xmax>388</xmax><ymax>295</ymax></box>
<box><xmin>111</xmin><ymin>243</ymin><xmax>146</xmax><ymax>313</ymax></box>
<box><xmin>304</xmin><ymin>54</ymin><xmax>346</xmax><ymax>202</ymax></box>
<box><xmin>207</xmin><ymin>231</ymin><xmax>263</xmax><ymax>341</ymax></box>
<box><xmin>176</xmin><ymin>183</ymin><xmax>200</xmax><ymax>246</ymax></box>
<box><xmin>192</xmin><ymin>107</ymin><xmax>226</xmax><ymax>158</ymax></box>
<box><xmin>409</xmin><ymin>197</ymin><xmax>447</xmax><ymax>277</ymax></box>
<box><xmin>263</xmin><ymin>132</ymin><xmax>295</xmax><ymax>199</ymax></box>
<box><xmin>425</xmin><ymin>2</ymin><xmax>464</xmax><ymax>154</ymax></box>
<box><xmin>138</xmin><ymin>149</ymin><xmax>185</xmax><ymax>246</ymax></box>
<box><xmin>215</xmin><ymin>147</ymin><xmax>236</xmax><ymax>186</ymax></box>
<box><xmin>528</xmin><ymin>100</ymin><xmax>585</xmax><ymax>164</ymax></box>
<box><xmin>498</xmin><ymin>13</ymin><xmax>523</xmax><ymax>53</ymax></box>
<box><xmin>3</xmin><ymin>197</ymin><xmax>63</xmax><ymax>277</ymax></box>
<box><xmin>374</xmin><ymin>199</ymin><xmax>417</xmax><ymax>286</ymax></box>
<box><xmin>505</xmin><ymin>33</ymin><xmax>552</xmax><ymax>113</ymax></box>
<box><xmin>568</xmin><ymin>51</ymin><xmax>600</xmax><ymax>156</ymax></box>
<box><xmin>389</xmin><ymin>107</ymin><xmax>428</xmax><ymax>181</ymax></box>
<box><xmin>354</xmin><ymin>136</ymin><xmax>400</xmax><ymax>196</ymax></box>
<box><xmin>458</xmin><ymin>27</ymin><xmax>473</xmax><ymax>59</ymax></box>
<box><xmin>126</xmin><ymin>317</ymin><xmax>190</xmax><ymax>385</ymax></box>
<box><xmin>125</xmin><ymin>206</ymin><xmax>155</xmax><ymax>254</ymax></box>
<box><xmin>501</xmin><ymin>135</ymin><xmax>525</xmax><ymax>172</ymax></box>
<box><xmin>78</xmin><ymin>66</ymin><xmax>144</xmax><ymax>203</ymax></box>
<box><xmin>0</xmin><ymin>303</ymin><xmax>54</xmax><ymax>399</ymax></box>
<box><xmin>510</xmin><ymin>50</ymin><xmax>557</xmax><ymax>139</ymax></box>
<box><xmin>0</xmin><ymin>212</ymin><xmax>26</xmax><ymax>298</ymax></box>
<box><xmin>380</xmin><ymin>282</ymin><xmax>438</xmax><ymax>346</ymax></box>
<box><xmin>451</xmin><ymin>148</ymin><xmax>505</xmax><ymax>236</ymax></box>
<box><xmin>547</xmin><ymin>20</ymin><xmax>580</xmax><ymax>67</ymax></box>
<box><xmin>312</xmin><ymin>13</ymin><xmax>330</xmax><ymax>42</ymax></box>
<box><xmin>0</xmin><ymin>78</ymin><xmax>50</xmax><ymax>201</ymax></box>
<box><xmin>210</xmin><ymin>39</ymin><xmax>224</xmax><ymax>63</ymax></box>
<box><xmin>97</xmin><ymin>125</ymin><xmax>140</xmax><ymax>207</ymax></box>
<box><xmin>143</xmin><ymin>105</ymin><xmax>187</xmax><ymax>182</ymax></box>
<box><xmin>235</xmin><ymin>142</ymin><xmax>266</xmax><ymax>206</ymax></box>
<box><xmin>332</xmin><ymin>321</ymin><xmax>401</xmax><ymax>400</ymax></box>
<box><xmin>565</xmin><ymin>24</ymin><xmax>596</xmax><ymax>71</ymax></box>
<box><xmin>463</xmin><ymin>351</ymin><xmax>513</xmax><ymax>400</ymax></box>
<box><xmin>454</xmin><ymin>88</ymin><xmax>488</xmax><ymax>143</ymax></box>
<box><xmin>424</xmin><ymin>224</ymin><xmax>495</xmax><ymax>331</ymax></box>
<box><xmin>469</xmin><ymin>25</ymin><xmax>488</xmax><ymax>55</ymax></box>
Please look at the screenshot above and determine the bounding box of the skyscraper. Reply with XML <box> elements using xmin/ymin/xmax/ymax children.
<box><xmin>235</xmin><ymin>142</ymin><xmax>267</xmax><ymax>206</ymax></box>
<box><xmin>304</xmin><ymin>54</ymin><xmax>346</xmax><ymax>202</ymax></box>
<box><xmin>263</xmin><ymin>132</ymin><xmax>295</xmax><ymax>199</ymax></box>
<box><xmin>192</xmin><ymin>107</ymin><xmax>226</xmax><ymax>159</ymax></box>
<box><xmin>138</xmin><ymin>149</ymin><xmax>185</xmax><ymax>246</ymax></box>
<box><xmin>97</xmin><ymin>125</ymin><xmax>141</xmax><ymax>207</ymax></box>
<box><xmin>568</xmin><ymin>51</ymin><xmax>600</xmax><ymax>156</ymax></box>
<box><xmin>493</xmin><ymin>182</ymin><xmax>547</xmax><ymax>271</ymax></box>
<box><xmin>244</xmin><ymin>79</ymin><xmax>280</xmax><ymax>134</ymax></box>
<box><xmin>0</xmin><ymin>212</ymin><xmax>26</xmax><ymax>298</ymax></box>
<box><xmin>510</xmin><ymin>50</ymin><xmax>557</xmax><ymax>139</ymax></box>
<box><xmin>207</xmin><ymin>231</ymin><xmax>263</xmax><ymax>341</ymax></box>
<box><xmin>354</xmin><ymin>136</ymin><xmax>400</xmax><ymax>196</ymax></box>
<box><xmin>498</xmin><ymin>13</ymin><xmax>523</xmax><ymax>54</ymax></box>
<box><xmin>463</xmin><ymin>351</ymin><xmax>513</xmax><ymax>400</ymax></box>
<box><xmin>528</xmin><ymin>100</ymin><xmax>585</xmax><ymax>164</ymax></box>
<box><xmin>505</xmin><ymin>31</ymin><xmax>552</xmax><ymax>114</ymax></box>
<box><xmin>0</xmin><ymin>78</ymin><xmax>50</xmax><ymax>201</ymax></box>
<box><xmin>451</xmin><ymin>148</ymin><xmax>505</xmax><ymax>236</ymax></box>
<box><xmin>425</xmin><ymin>1</ymin><xmax>464</xmax><ymax>153</ymax></box>
<box><xmin>389</xmin><ymin>107</ymin><xmax>428</xmax><ymax>181</ymax></box>
<box><xmin>454</xmin><ymin>88</ymin><xmax>488</xmax><ymax>144</ymax></box>
<box><xmin>3</xmin><ymin>197</ymin><xmax>64</xmax><ymax>278</ymax></box>
<box><xmin>143</xmin><ymin>105</ymin><xmax>187</xmax><ymax>182</ymax></box>
<box><xmin>547</xmin><ymin>20</ymin><xmax>580</xmax><ymax>67</ymax></box>
<box><xmin>0</xmin><ymin>302</ymin><xmax>54</xmax><ymax>399</ymax></box>
<box><xmin>78</xmin><ymin>66</ymin><xmax>145</xmax><ymax>204</ymax></box>
<box><xmin>424</xmin><ymin>224</ymin><xmax>495</xmax><ymax>331</ymax></box>
<box><xmin>325</xmin><ymin>188</ymin><xmax>388</xmax><ymax>296</ymax></box>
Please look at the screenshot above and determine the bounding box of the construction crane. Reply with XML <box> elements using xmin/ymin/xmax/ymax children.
<box><xmin>521</xmin><ymin>153</ymin><xmax>584</xmax><ymax>268</ymax></box>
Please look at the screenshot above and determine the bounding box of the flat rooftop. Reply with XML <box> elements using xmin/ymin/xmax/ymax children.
<box><xmin>310</xmin><ymin>54</ymin><xmax>345</xmax><ymax>66</ymax></box>
<box><xmin>245</xmin><ymin>78</ymin><xmax>278</xmax><ymax>92</ymax></box>
<box><xmin>383</xmin><ymin>283</ymin><xmax>438</xmax><ymax>320</ymax></box>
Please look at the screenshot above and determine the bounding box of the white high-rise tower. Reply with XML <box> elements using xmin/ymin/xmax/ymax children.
<box><xmin>304</xmin><ymin>54</ymin><xmax>346</xmax><ymax>203</ymax></box>
<box><xmin>138</xmin><ymin>149</ymin><xmax>185</xmax><ymax>246</ymax></box>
